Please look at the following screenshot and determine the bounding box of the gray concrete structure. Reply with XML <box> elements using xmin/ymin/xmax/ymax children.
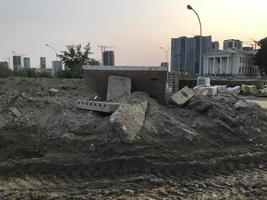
<box><xmin>103</xmin><ymin>51</ymin><xmax>115</xmax><ymax>66</ymax></box>
<box><xmin>107</xmin><ymin>75</ymin><xmax>132</xmax><ymax>101</ymax></box>
<box><xmin>40</xmin><ymin>57</ymin><xmax>46</xmax><ymax>70</ymax></box>
<box><xmin>83</xmin><ymin>65</ymin><xmax>168</xmax><ymax>103</ymax></box>
<box><xmin>223</xmin><ymin>39</ymin><xmax>243</xmax><ymax>50</ymax></box>
<box><xmin>13</xmin><ymin>56</ymin><xmax>21</xmax><ymax>72</ymax></box>
<box><xmin>23</xmin><ymin>57</ymin><xmax>30</xmax><ymax>69</ymax></box>
<box><xmin>52</xmin><ymin>61</ymin><xmax>63</xmax><ymax>73</ymax></box>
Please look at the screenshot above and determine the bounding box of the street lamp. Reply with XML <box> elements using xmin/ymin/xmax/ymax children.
<box><xmin>45</xmin><ymin>44</ymin><xmax>58</xmax><ymax>60</ymax></box>
<box><xmin>187</xmin><ymin>4</ymin><xmax>202</xmax><ymax>76</ymax></box>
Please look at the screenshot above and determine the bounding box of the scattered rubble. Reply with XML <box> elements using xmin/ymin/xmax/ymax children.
<box><xmin>0</xmin><ymin>77</ymin><xmax>266</xmax><ymax>199</ymax></box>
<box><xmin>171</xmin><ymin>86</ymin><xmax>194</xmax><ymax>106</ymax></box>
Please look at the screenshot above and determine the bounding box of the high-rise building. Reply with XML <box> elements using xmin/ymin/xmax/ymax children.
<box><xmin>23</xmin><ymin>57</ymin><xmax>31</xmax><ymax>69</ymax></box>
<box><xmin>40</xmin><ymin>57</ymin><xmax>46</xmax><ymax>70</ymax></box>
<box><xmin>52</xmin><ymin>61</ymin><xmax>63</xmax><ymax>73</ymax></box>
<box><xmin>13</xmin><ymin>56</ymin><xmax>22</xmax><ymax>72</ymax></box>
<box><xmin>212</xmin><ymin>41</ymin><xmax>220</xmax><ymax>51</ymax></box>
<box><xmin>171</xmin><ymin>36</ymin><xmax>212</xmax><ymax>74</ymax></box>
<box><xmin>223</xmin><ymin>39</ymin><xmax>243</xmax><ymax>50</ymax></box>
<box><xmin>103</xmin><ymin>51</ymin><xmax>115</xmax><ymax>66</ymax></box>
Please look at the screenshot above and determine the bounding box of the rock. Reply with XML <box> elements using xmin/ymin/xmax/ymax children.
<box><xmin>234</xmin><ymin>100</ymin><xmax>257</xmax><ymax>110</ymax></box>
<box><xmin>107</xmin><ymin>75</ymin><xmax>132</xmax><ymax>101</ymax></box>
<box><xmin>171</xmin><ymin>86</ymin><xmax>194</xmax><ymax>106</ymax></box>
<box><xmin>21</xmin><ymin>92</ymin><xmax>26</xmax><ymax>98</ymax></box>
<box><xmin>9</xmin><ymin>107</ymin><xmax>22</xmax><ymax>118</ymax></box>
<box><xmin>89</xmin><ymin>144</ymin><xmax>96</xmax><ymax>152</ymax></box>
<box><xmin>49</xmin><ymin>88</ymin><xmax>59</xmax><ymax>95</ymax></box>
<box><xmin>110</xmin><ymin>101</ymin><xmax>148</xmax><ymax>143</ymax></box>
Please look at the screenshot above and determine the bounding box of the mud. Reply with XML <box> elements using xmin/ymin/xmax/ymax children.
<box><xmin>0</xmin><ymin>78</ymin><xmax>266</xmax><ymax>199</ymax></box>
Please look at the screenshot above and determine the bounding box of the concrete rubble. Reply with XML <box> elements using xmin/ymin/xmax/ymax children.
<box><xmin>0</xmin><ymin>78</ymin><xmax>266</xmax><ymax>199</ymax></box>
<box><xmin>171</xmin><ymin>86</ymin><xmax>194</xmax><ymax>106</ymax></box>
<box><xmin>9</xmin><ymin>107</ymin><xmax>22</xmax><ymax>118</ymax></box>
<box><xmin>110</xmin><ymin>100</ymin><xmax>148</xmax><ymax>143</ymax></box>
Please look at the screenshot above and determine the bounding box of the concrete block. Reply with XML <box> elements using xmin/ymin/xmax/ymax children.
<box><xmin>75</xmin><ymin>100</ymin><xmax>120</xmax><ymax>113</ymax></box>
<box><xmin>107</xmin><ymin>75</ymin><xmax>132</xmax><ymax>101</ymax></box>
<box><xmin>171</xmin><ymin>86</ymin><xmax>194</xmax><ymax>106</ymax></box>
<box><xmin>110</xmin><ymin>101</ymin><xmax>148</xmax><ymax>143</ymax></box>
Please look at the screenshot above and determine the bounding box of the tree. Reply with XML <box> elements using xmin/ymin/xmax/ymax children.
<box><xmin>254</xmin><ymin>37</ymin><xmax>267</xmax><ymax>75</ymax></box>
<box><xmin>57</xmin><ymin>43</ymin><xmax>100</xmax><ymax>78</ymax></box>
<box><xmin>58</xmin><ymin>43</ymin><xmax>100</xmax><ymax>69</ymax></box>
<box><xmin>0</xmin><ymin>62</ymin><xmax>12</xmax><ymax>78</ymax></box>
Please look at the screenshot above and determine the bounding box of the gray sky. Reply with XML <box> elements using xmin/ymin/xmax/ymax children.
<box><xmin>0</xmin><ymin>0</ymin><xmax>266</xmax><ymax>68</ymax></box>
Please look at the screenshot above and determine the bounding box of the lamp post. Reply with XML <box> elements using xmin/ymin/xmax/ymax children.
<box><xmin>187</xmin><ymin>4</ymin><xmax>202</xmax><ymax>76</ymax></box>
<box><xmin>45</xmin><ymin>44</ymin><xmax>58</xmax><ymax>60</ymax></box>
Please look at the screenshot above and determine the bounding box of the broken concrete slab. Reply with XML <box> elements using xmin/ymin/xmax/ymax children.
<box><xmin>9</xmin><ymin>107</ymin><xmax>22</xmax><ymax>118</ymax></box>
<box><xmin>110</xmin><ymin>101</ymin><xmax>148</xmax><ymax>143</ymax></box>
<box><xmin>107</xmin><ymin>75</ymin><xmax>132</xmax><ymax>101</ymax></box>
<box><xmin>49</xmin><ymin>88</ymin><xmax>59</xmax><ymax>95</ymax></box>
<box><xmin>75</xmin><ymin>100</ymin><xmax>120</xmax><ymax>113</ymax></box>
<box><xmin>171</xmin><ymin>86</ymin><xmax>194</xmax><ymax>106</ymax></box>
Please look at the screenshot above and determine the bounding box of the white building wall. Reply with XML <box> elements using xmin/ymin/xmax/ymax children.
<box><xmin>204</xmin><ymin>50</ymin><xmax>257</xmax><ymax>76</ymax></box>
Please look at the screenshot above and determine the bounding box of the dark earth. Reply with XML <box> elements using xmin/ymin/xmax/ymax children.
<box><xmin>0</xmin><ymin>78</ymin><xmax>266</xmax><ymax>199</ymax></box>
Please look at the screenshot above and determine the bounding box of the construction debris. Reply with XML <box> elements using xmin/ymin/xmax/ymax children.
<box><xmin>9</xmin><ymin>107</ymin><xmax>22</xmax><ymax>118</ymax></box>
<box><xmin>241</xmin><ymin>84</ymin><xmax>257</xmax><ymax>95</ymax></box>
<box><xmin>171</xmin><ymin>86</ymin><xmax>194</xmax><ymax>106</ymax></box>
<box><xmin>107</xmin><ymin>75</ymin><xmax>132</xmax><ymax>101</ymax></box>
<box><xmin>0</xmin><ymin>78</ymin><xmax>266</xmax><ymax>199</ymax></box>
<box><xmin>110</xmin><ymin>101</ymin><xmax>148</xmax><ymax>143</ymax></box>
<box><xmin>49</xmin><ymin>88</ymin><xmax>59</xmax><ymax>95</ymax></box>
<box><xmin>75</xmin><ymin>100</ymin><xmax>120</xmax><ymax>113</ymax></box>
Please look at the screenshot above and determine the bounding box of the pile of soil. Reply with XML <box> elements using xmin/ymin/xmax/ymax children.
<box><xmin>0</xmin><ymin>78</ymin><xmax>266</xmax><ymax>199</ymax></box>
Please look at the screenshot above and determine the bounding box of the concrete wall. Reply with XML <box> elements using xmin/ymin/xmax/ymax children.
<box><xmin>83</xmin><ymin>65</ymin><xmax>168</xmax><ymax>103</ymax></box>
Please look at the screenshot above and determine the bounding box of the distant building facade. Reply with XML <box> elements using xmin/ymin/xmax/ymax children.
<box><xmin>103</xmin><ymin>51</ymin><xmax>115</xmax><ymax>66</ymax></box>
<box><xmin>40</xmin><ymin>57</ymin><xmax>46</xmax><ymax>70</ymax></box>
<box><xmin>212</xmin><ymin>41</ymin><xmax>220</xmax><ymax>51</ymax></box>
<box><xmin>223</xmin><ymin>39</ymin><xmax>243</xmax><ymax>50</ymax></box>
<box><xmin>52</xmin><ymin>61</ymin><xmax>63</xmax><ymax>73</ymax></box>
<box><xmin>171</xmin><ymin>35</ymin><xmax>213</xmax><ymax>74</ymax></box>
<box><xmin>13</xmin><ymin>56</ymin><xmax>22</xmax><ymax>72</ymax></box>
<box><xmin>203</xmin><ymin>49</ymin><xmax>258</xmax><ymax>76</ymax></box>
<box><xmin>23</xmin><ymin>57</ymin><xmax>31</xmax><ymax>69</ymax></box>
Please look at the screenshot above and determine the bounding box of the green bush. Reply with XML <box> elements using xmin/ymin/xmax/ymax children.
<box><xmin>56</xmin><ymin>65</ymin><xmax>83</xmax><ymax>79</ymax></box>
<box><xmin>0</xmin><ymin>66</ymin><xmax>12</xmax><ymax>78</ymax></box>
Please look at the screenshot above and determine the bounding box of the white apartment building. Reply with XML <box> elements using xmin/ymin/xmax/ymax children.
<box><xmin>204</xmin><ymin>49</ymin><xmax>259</xmax><ymax>76</ymax></box>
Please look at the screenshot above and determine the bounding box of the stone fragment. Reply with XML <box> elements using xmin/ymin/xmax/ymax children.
<box><xmin>49</xmin><ymin>88</ymin><xmax>59</xmax><ymax>95</ymax></box>
<box><xmin>171</xmin><ymin>86</ymin><xmax>194</xmax><ymax>106</ymax></box>
<box><xmin>9</xmin><ymin>107</ymin><xmax>22</xmax><ymax>118</ymax></box>
<box><xmin>107</xmin><ymin>75</ymin><xmax>132</xmax><ymax>101</ymax></box>
<box><xmin>110</xmin><ymin>101</ymin><xmax>148</xmax><ymax>143</ymax></box>
<box><xmin>234</xmin><ymin>100</ymin><xmax>257</xmax><ymax>110</ymax></box>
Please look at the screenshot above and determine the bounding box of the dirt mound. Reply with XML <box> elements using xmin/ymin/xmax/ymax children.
<box><xmin>0</xmin><ymin>78</ymin><xmax>266</xmax><ymax>199</ymax></box>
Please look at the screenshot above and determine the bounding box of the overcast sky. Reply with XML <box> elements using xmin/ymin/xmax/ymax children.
<box><xmin>0</xmin><ymin>0</ymin><xmax>266</xmax><ymax>68</ymax></box>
